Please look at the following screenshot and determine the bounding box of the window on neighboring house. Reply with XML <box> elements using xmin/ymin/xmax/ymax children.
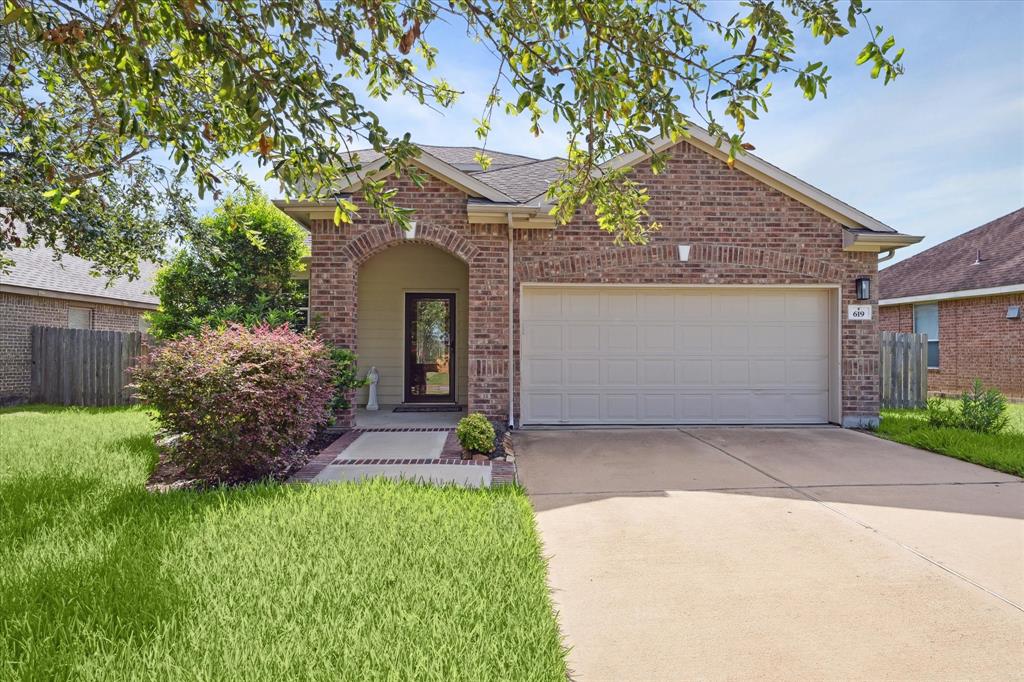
<box><xmin>913</xmin><ymin>303</ymin><xmax>939</xmax><ymax>368</ymax></box>
<box><xmin>67</xmin><ymin>306</ymin><xmax>93</xmax><ymax>329</ymax></box>
<box><xmin>138</xmin><ymin>315</ymin><xmax>151</xmax><ymax>333</ymax></box>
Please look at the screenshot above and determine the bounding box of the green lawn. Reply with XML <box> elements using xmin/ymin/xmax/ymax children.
<box><xmin>0</xmin><ymin>405</ymin><xmax>566</xmax><ymax>681</ymax></box>
<box><xmin>876</xmin><ymin>401</ymin><xmax>1024</xmax><ymax>477</ymax></box>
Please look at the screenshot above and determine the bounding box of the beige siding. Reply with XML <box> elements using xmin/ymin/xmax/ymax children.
<box><xmin>356</xmin><ymin>242</ymin><xmax>469</xmax><ymax>405</ymax></box>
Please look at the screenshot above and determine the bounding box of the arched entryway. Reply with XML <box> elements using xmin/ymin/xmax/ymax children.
<box><xmin>355</xmin><ymin>241</ymin><xmax>469</xmax><ymax>407</ymax></box>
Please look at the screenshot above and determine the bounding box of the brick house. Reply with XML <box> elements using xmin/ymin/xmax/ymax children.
<box><xmin>0</xmin><ymin>229</ymin><xmax>158</xmax><ymax>405</ymax></box>
<box><xmin>277</xmin><ymin>131</ymin><xmax>921</xmax><ymax>429</ymax></box>
<box><xmin>879</xmin><ymin>207</ymin><xmax>1023</xmax><ymax>399</ymax></box>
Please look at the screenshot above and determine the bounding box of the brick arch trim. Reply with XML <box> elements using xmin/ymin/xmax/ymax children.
<box><xmin>343</xmin><ymin>223</ymin><xmax>480</xmax><ymax>266</ymax></box>
<box><xmin>515</xmin><ymin>242</ymin><xmax>848</xmax><ymax>282</ymax></box>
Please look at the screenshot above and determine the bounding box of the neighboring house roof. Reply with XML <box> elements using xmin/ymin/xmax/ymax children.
<box><xmin>879</xmin><ymin>207</ymin><xmax>1024</xmax><ymax>303</ymax></box>
<box><xmin>1</xmin><ymin>225</ymin><xmax>160</xmax><ymax>309</ymax></box>
<box><xmin>277</xmin><ymin>130</ymin><xmax>923</xmax><ymax>248</ymax></box>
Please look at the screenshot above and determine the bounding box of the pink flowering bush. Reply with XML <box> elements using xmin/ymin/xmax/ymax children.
<box><xmin>131</xmin><ymin>323</ymin><xmax>335</xmax><ymax>482</ymax></box>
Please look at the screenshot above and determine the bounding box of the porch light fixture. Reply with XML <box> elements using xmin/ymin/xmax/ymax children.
<box><xmin>855</xmin><ymin>276</ymin><xmax>871</xmax><ymax>301</ymax></box>
<box><xmin>677</xmin><ymin>244</ymin><xmax>691</xmax><ymax>262</ymax></box>
<box><xmin>1008</xmin><ymin>305</ymin><xmax>1021</xmax><ymax>320</ymax></box>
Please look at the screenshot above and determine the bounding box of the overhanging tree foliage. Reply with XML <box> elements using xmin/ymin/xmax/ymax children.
<box><xmin>1</xmin><ymin>0</ymin><xmax>903</xmax><ymax>275</ymax></box>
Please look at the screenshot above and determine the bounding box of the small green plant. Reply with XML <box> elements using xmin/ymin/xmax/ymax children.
<box><xmin>926</xmin><ymin>397</ymin><xmax>961</xmax><ymax>429</ymax></box>
<box><xmin>926</xmin><ymin>380</ymin><xmax>1008</xmax><ymax>434</ymax></box>
<box><xmin>328</xmin><ymin>346</ymin><xmax>368</xmax><ymax>413</ymax></box>
<box><xmin>959</xmin><ymin>380</ymin><xmax>1009</xmax><ymax>434</ymax></box>
<box><xmin>457</xmin><ymin>413</ymin><xmax>496</xmax><ymax>455</ymax></box>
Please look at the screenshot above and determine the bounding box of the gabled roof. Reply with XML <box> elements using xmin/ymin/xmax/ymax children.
<box><xmin>280</xmin><ymin>131</ymin><xmax>920</xmax><ymax>245</ymax></box>
<box><xmin>1</xmin><ymin>224</ymin><xmax>160</xmax><ymax>308</ymax></box>
<box><xmin>879</xmin><ymin>207</ymin><xmax>1024</xmax><ymax>302</ymax></box>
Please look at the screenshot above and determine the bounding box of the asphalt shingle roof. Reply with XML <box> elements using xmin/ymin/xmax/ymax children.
<box><xmin>2</xmin><ymin>226</ymin><xmax>160</xmax><ymax>305</ymax></box>
<box><xmin>879</xmin><ymin>207</ymin><xmax>1024</xmax><ymax>300</ymax></box>
<box><xmin>473</xmin><ymin>157</ymin><xmax>565</xmax><ymax>203</ymax></box>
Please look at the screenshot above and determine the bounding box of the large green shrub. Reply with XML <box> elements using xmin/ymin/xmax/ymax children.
<box><xmin>146</xmin><ymin>193</ymin><xmax>308</xmax><ymax>339</ymax></box>
<box><xmin>456</xmin><ymin>413</ymin><xmax>496</xmax><ymax>455</ymax></box>
<box><xmin>130</xmin><ymin>323</ymin><xmax>335</xmax><ymax>482</ymax></box>
<box><xmin>926</xmin><ymin>380</ymin><xmax>1008</xmax><ymax>434</ymax></box>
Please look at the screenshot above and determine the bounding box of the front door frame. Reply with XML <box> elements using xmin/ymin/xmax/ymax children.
<box><xmin>403</xmin><ymin>292</ymin><xmax>457</xmax><ymax>403</ymax></box>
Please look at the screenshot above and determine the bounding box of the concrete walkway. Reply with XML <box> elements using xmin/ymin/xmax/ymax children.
<box><xmin>516</xmin><ymin>427</ymin><xmax>1024</xmax><ymax>681</ymax></box>
<box><xmin>302</xmin><ymin>430</ymin><xmax>501</xmax><ymax>488</ymax></box>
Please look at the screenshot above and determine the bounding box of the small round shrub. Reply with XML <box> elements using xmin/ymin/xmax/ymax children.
<box><xmin>456</xmin><ymin>413</ymin><xmax>496</xmax><ymax>455</ymax></box>
<box><xmin>130</xmin><ymin>323</ymin><xmax>335</xmax><ymax>482</ymax></box>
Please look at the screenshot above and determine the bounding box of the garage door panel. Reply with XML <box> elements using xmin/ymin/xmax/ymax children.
<box><xmin>604</xmin><ymin>359</ymin><xmax>638</xmax><ymax>385</ymax></box>
<box><xmin>679</xmin><ymin>394</ymin><xmax>715</xmax><ymax>421</ymax></box>
<box><xmin>566</xmin><ymin>394</ymin><xmax>600</xmax><ymax>421</ymax></box>
<box><xmin>639</xmin><ymin>325</ymin><xmax>675</xmax><ymax>353</ymax></box>
<box><xmin>604</xmin><ymin>394</ymin><xmax>639</xmax><ymax>421</ymax></box>
<box><xmin>641</xmin><ymin>359</ymin><xmax>677</xmax><ymax>385</ymax></box>
<box><xmin>750</xmin><ymin>293</ymin><xmax>788</xmax><ymax>321</ymax></box>
<box><xmin>603</xmin><ymin>326</ymin><xmax>637</xmax><ymax>353</ymax></box>
<box><xmin>522</xmin><ymin>287</ymin><xmax>832</xmax><ymax>425</ymax></box>
<box><xmin>750</xmin><ymin>359</ymin><xmax>787</xmax><ymax>386</ymax></box>
<box><xmin>525</xmin><ymin>290</ymin><xmax>563</xmax><ymax>320</ymax></box>
<box><xmin>755</xmin><ymin>325</ymin><xmax>788</xmax><ymax>354</ymax></box>
<box><xmin>712</xmin><ymin>325</ymin><xmax>750</xmax><ymax>353</ymax></box>
<box><xmin>641</xmin><ymin>394</ymin><xmax>676</xmax><ymax>421</ymax></box>
<box><xmin>566</xmin><ymin>325</ymin><xmax>601</xmax><ymax>352</ymax></box>
<box><xmin>713</xmin><ymin>293</ymin><xmax>750</xmax><ymax>321</ymax></box>
<box><xmin>789</xmin><ymin>359</ymin><xmax>830</xmax><ymax>388</ymax></box>
<box><xmin>566</xmin><ymin>359</ymin><xmax>600</xmax><ymax>385</ymax></box>
<box><xmin>563</xmin><ymin>291</ymin><xmax>600</xmax><ymax>319</ymax></box>
<box><xmin>526</xmin><ymin>393</ymin><xmax>562</xmax><ymax>421</ymax></box>
<box><xmin>680</xmin><ymin>326</ymin><xmax>713</xmax><ymax>352</ymax></box>
<box><xmin>526</xmin><ymin>323</ymin><xmax>563</xmax><ymax>353</ymax></box>
<box><xmin>717</xmin><ymin>359</ymin><xmax>751</xmax><ymax>386</ymax></box>
<box><xmin>676</xmin><ymin>293</ymin><xmax>713</xmax><ymax>320</ymax></box>
<box><xmin>527</xmin><ymin>358</ymin><xmax>563</xmax><ymax>385</ymax></box>
<box><xmin>677</xmin><ymin>359</ymin><xmax>713</xmax><ymax>386</ymax></box>
<box><xmin>601</xmin><ymin>293</ymin><xmax>638</xmax><ymax>320</ymax></box>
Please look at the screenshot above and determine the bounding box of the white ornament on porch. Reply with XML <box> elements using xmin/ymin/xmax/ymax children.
<box><xmin>365</xmin><ymin>366</ymin><xmax>380</xmax><ymax>411</ymax></box>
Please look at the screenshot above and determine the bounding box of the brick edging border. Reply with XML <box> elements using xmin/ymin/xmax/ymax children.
<box><xmin>288</xmin><ymin>428</ymin><xmax>517</xmax><ymax>485</ymax></box>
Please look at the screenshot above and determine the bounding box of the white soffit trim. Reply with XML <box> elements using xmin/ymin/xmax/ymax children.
<box><xmin>603</xmin><ymin>126</ymin><xmax>897</xmax><ymax>233</ymax></box>
<box><xmin>879</xmin><ymin>283</ymin><xmax>1024</xmax><ymax>306</ymax></box>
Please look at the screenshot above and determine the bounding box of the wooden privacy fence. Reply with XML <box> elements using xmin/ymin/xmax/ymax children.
<box><xmin>30</xmin><ymin>327</ymin><xmax>149</xmax><ymax>406</ymax></box>
<box><xmin>879</xmin><ymin>331</ymin><xmax>929</xmax><ymax>409</ymax></box>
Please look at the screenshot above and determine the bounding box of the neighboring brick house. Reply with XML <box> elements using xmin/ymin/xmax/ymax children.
<box><xmin>0</xmin><ymin>230</ymin><xmax>158</xmax><ymax>404</ymax></box>
<box><xmin>879</xmin><ymin>208</ymin><xmax>1024</xmax><ymax>399</ymax></box>
<box><xmin>277</xmin><ymin>132</ymin><xmax>921</xmax><ymax>429</ymax></box>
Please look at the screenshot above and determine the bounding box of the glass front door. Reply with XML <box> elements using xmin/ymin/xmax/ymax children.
<box><xmin>404</xmin><ymin>293</ymin><xmax>456</xmax><ymax>402</ymax></box>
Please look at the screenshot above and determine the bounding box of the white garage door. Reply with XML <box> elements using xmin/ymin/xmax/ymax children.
<box><xmin>521</xmin><ymin>287</ymin><xmax>834</xmax><ymax>425</ymax></box>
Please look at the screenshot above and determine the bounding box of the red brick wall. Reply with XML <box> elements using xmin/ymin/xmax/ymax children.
<box><xmin>880</xmin><ymin>294</ymin><xmax>1024</xmax><ymax>398</ymax></box>
<box><xmin>309</xmin><ymin>139</ymin><xmax>880</xmax><ymax>427</ymax></box>
<box><xmin>0</xmin><ymin>292</ymin><xmax>147</xmax><ymax>403</ymax></box>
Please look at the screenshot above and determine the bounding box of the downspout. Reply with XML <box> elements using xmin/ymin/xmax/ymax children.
<box><xmin>506</xmin><ymin>212</ymin><xmax>516</xmax><ymax>430</ymax></box>
<box><xmin>877</xmin><ymin>249</ymin><xmax>896</xmax><ymax>263</ymax></box>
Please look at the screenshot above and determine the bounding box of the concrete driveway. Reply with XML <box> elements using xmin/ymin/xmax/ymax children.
<box><xmin>516</xmin><ymin>427</ymin><xmax>1024</xmax><ymax>681</ymax></box>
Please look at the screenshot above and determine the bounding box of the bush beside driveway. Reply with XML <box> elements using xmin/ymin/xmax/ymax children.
<box><xmin>876</xmin><ymin>402</ymin><xmax>1024</xmax><ymax>477</ymax></box>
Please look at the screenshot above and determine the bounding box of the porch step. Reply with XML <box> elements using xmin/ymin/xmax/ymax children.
<box><xmin>392</xmin><ymin>403</ymin><xmax>465</xmax><ymax>413</ymax></box>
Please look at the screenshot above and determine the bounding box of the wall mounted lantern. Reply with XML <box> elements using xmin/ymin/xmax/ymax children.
<box><xmin>855</xmin><ymin>276</ymin><xmax>871</xmax><ymax>301</ymax></box>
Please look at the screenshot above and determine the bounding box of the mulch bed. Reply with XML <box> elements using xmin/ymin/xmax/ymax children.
<box><xmin>146</xmin><ymin>428</ymin><xmax>345</xmax><ymax>492</ymax></box>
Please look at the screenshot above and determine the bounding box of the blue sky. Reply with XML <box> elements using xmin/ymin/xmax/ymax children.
<box><xmin>239</xmin><ymin>0</ymin><xmax>1024</xmax><ymax>265</ymax></box>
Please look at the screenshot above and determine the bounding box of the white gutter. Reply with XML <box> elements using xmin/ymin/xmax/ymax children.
<box><xmin>506</xmin><ymin>212</ymin><xmax>516</xmax><ymax>430</ymax></box>
<box><xmin>880</xmin><ymin>283</ymin><xmax>1024</xmax><ymax>306</ymax></box>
